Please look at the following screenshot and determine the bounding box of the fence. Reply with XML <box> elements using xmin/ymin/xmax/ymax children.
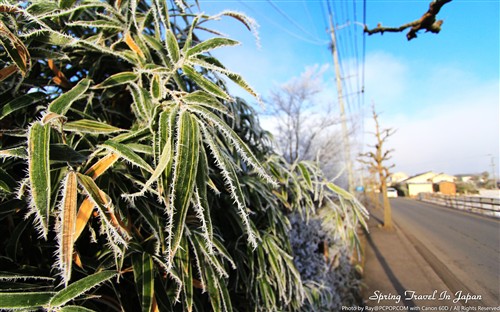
<box><xmin>418</xmin><ymin>193</ymin><xmax>500</xmax><ymax>218</ymax></box>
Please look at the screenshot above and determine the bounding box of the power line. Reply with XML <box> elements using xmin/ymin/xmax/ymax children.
<box><xmin>237</xmin><ymin>0</ymin><xmax>328</xmax><ymax>45</ymax></box>
<box><xmin>266</xmin><ymin>0</ymin><xmax>328</xmax><ymax>45</ymax></box>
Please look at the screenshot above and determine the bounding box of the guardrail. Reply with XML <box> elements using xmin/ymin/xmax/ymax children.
<box><xmin>417</xmin><ymin>193</ymin><xmax>500</xmax><ymax>218</ymax></box>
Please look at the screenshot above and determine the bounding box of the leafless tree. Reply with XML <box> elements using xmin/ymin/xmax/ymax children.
<box><xmin>359</xmin><ymin>106</ymin><xmax>396</xmax><ymax>229</ymax></box>
<box><xmin>265</xmin><ymin>66</ymin><xmax>343</xmax><ymax>177</ymax></box>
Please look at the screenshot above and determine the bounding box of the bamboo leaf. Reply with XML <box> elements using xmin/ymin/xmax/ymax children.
<box><xmin>76</xmin><ymin>173</ymin><xmax>129</xmax><ymax>244</ymax></box>
<box><xmin>167</xmin><ymin>110</ymin><xmax>199</xmax><ymax>265</ymax></box>
<box><xmin>73</xmin><ymin>198</ymin><xmax>94</xmax><ymax>243</ymax></box>
<box><xmin>182</xmin><ymin>65</ymin><xmax>230</xmax><ymax>100</ymax></box>
<box><xmin>124</xmin><ymin>126</ymin><xmax>171</xmax><ymax>198</ymax></box>
<box><xmin>67</xmin><ymin>20</ymin><xmax>122</xmax><ymax>30</ymax></box>
<box><xmin>142</xmin><ymin>253</ymin><xmax>155</xmax><ymax>312</ymax></box>
<box><xmin>84</xmin><ymin>153</ymin><xmax>119</xmax><ymax>180</ymax></box>
<box><xmin>27</xmin><ymin>122</ymin><xmax>51</xmax><ymax>239</ymax></box>
<box><xmin>124</xmin><ymin>32</ymin><xmax>146</xmax><ymax>60</ymax></box>
<box><xmin>165</xmin><ymin>28</ymin><xmax>180</xmax><ymax>65</ymax></box>
<box><xmin>50</xmin><ymin>144</ymin><xmax>86</xmax><ymax>164</ymax></box>
<box><xmin>49</xmin><ymin>271</ymin><xmax>116</xmax><ymax>308</ymax></box>
<box><xmin>59</xmin><ymin>305</ymin><xmax>97</xmax><ymax>312</ymax></box>
<box><xmin>151</xmin><ymin>74</ymin><xmax>161</xmax><ymax>99</ymax></box>
<box><xmin>0</xmin><ymin>146</ymin><xmax>27</xmax><ymax>159</ymax></box>
<box><xmin>0</xmin><ymin>64</ymin><xmax>17</xmax><ymax>81</ymax></box>
<box><xmin>101</xmin><ymin>140</ymin><xmax>153</xmax><ymax>173</ymax></box>
<box><xmin>0</xmin><ymin>21</ymin><xmax>30</xmax><ymax>76</ymax></box>
<box><xmin>0</xmin><ymin>92</ymin><xmax>45</xmax><ymax>121</ymax></box>
<box><xmin>182</xmin><ymin>91</ymin><xmax>229</xmax><ymax>116</ymax></box>
<box><xmin>93</xmin><ymin>72</ymin><xmax>138</xmax><ymax>89</ymax></box>
<box><xmin>188</xmin><ymin>105</ymin><xmax>276</xmax><ymax>187</ymax></box>
<box><xmin>186</xmin><ymin>37</ymin><xmax>239</xmax><ymax>57</ymax></box>
<box><xmin>56</xmin><ymin>171</ymin><xmax>78</xmax><ymax>286</ymax></box>
<box><xmin>189</xmin><ymin>55</ymin><xmax>259</xmax><ymax>99</ymax></box>
<box><xmin>128</xmin><ymin>83</ymin><xmax>153</xmax><ymax>121</ymax></box>
<box><xmin>177</xmin><ymin>238</ymin><xmax>193</xmax><ymax>312</ymax></box>
<box><xmin>48</xmin><ymin>78</ymin><xmax>91</xmax><ymax>115</ymax></box>
<box><xmin>0</xmin><ymin>292</ymin><xmax>55</xmax><ymax>309</ymax></box>
<box><xmin>297</xmin><ymin>163</ymin><xmax>312</xmax><ymax>189</ymax></box>
<box><xmin>199</xmin><ymin>123</ymin><xmax>257</xmax><ymax>247</ymax></box>
<box><xmin>64</xmin><ymin>119</ymin><xmax>124</xmax><ymax>134</ymax></box>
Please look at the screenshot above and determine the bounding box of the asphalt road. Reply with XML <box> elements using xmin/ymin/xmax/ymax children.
<box><xmin>390</xmin><ymin>198</ymin><xmax>500</xmax><ymax>306</ymax></box>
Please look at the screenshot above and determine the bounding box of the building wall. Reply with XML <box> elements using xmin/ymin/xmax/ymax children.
<box><xmin>437</xmin><ymin>181</ymin><xmax>456</xmax><ymax>195</ymax></box>
<box><xmin>408</xmin><ymin>183</ymin><xmax>433</xmax><ymax>197</ymax></box>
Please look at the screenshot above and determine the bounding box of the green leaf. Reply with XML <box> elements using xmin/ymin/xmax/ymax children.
<box><xmin>178</xmin><ymin>238</ymin><xmax>193</xmax><ymax>312</ymax></box>
<box><xmin>0</xmin><ymin>291</ymin><xmax>54</xmax><ymax>309</ymax></box>
<box><xmin>168</xmin><ymin>110</ymin><xmax>199</xmax><ymax>264</ymax></box>
<box><xmin>128</xmin><ymin>83</ymin><xmax>153</xmax><ymax>121</ymax></box>
<box><xmin>142</xmin><ymin>253</ymin><xmax>154</xmax><ymax>312</ymax></box>
<box><xmin>182</xmin><ymin>91</ymin><xmax>229</xmax><ymax>115</ymax></box>
<box><xmin>27</xmin><ymin>121</ymin><xmax>51</xmax><ymax>239</ymax></box>
<box><xmin>190</xmin><ymin>55</ymin><xmax>259</xmax><ymax>99</ymax></box>
<box><xmin>0</xmin><ymin>146</ymin><xmax>27</xmax><ymax>159</ymax></box>
<box><xmin>297</xmin><ymin>163</ymin><xmax>312</xmax><ymax>189</ymax></box>
<box><xmin>48</xmin><ymin>78</ymin><xmax>91</xmax><ymax>115</ymax></box>
<box><xmin>151</xmin><ymin>74</ymin><xmax>161</xmax><ymax>99</ymax></box>
<box><xmin>67</xmin><ymin>20</ymin><xmax>122</xmax><ymax>30</ymax></box>
<box><xmin>186</xmin><ymin>37</ymin><xmax>239</xmax><ymax>57</ymax></box>
<box><xmin>182</xmin><ymin>65</ymin><xmax>230</xmax><ymax>100</ymax></box>
<box><xmin>166</xmin><ymin>29</ymin><xmax>180</xmax><ymax>65</ymax></box>
<box><xmin>50</xmin><ymin>143</ymin><xmax>86</xmax><ymax>163</ymax></box>
<box><xmin>0</xmin><ymin>272</ymin><xmax>54</xmax><ymax>282</ymax></box>
<box><xmin>101</xmin><ymin>140</ymin><xmax>153</xmax><ymax>173</ymax></box>
<box><xmin>194</xmin><ymin>145</ymin><xmax>213</xmax><ymax>242</ymax></box>
<box><xmin>0</xmin><ymin>168</ymin><xmax>16</xmax><ymax>193</ymax></box>
<box><xmin>58</xmin><ymin>0</ymin><xmax>77</xmax><ymax>9</ymax></box>
<box><xmin>93</xmin><ymin>72</ymin><xmax>138</xmax><ymax>89</ymax></box>
<box><xmin>59</xmin><ymin>305</ymin><xmax>97</xmax><ymax>312</ymax></box>
<box><xmin>63</xmin><ymin>119</ymin><xmax>124</xmax><ymax>134</ymax></box>
<box><xmin>0</xmin><ymin>92</ymin><xmax>44</xmax><ymax>121</ymax></box>
<box><xmin>188</xmin><ymin>105</ymin><xmax>276</xmax><ymax>186</ymax></box>
<box><xmin>49</xmin><ymin>271</ymin><xmax>116</xmax><ymax>308</ymax></box>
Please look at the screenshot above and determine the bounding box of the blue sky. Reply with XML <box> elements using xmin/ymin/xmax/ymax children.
<box><xmin>200</xmin><ymin>0</ymin><xmax>500</xmax><ymax>177</ymax></box>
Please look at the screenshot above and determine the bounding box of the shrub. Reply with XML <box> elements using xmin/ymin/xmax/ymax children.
<box><xmin>0</xmin><ymin>1</ymin><xmax>367</xmax><ymax>311</ymax></box>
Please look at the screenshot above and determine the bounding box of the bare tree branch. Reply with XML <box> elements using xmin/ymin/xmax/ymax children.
<box><xmin>364</xmin><ymin>0</ymin><xmax>452</xmax><ymax>41</ymax></box>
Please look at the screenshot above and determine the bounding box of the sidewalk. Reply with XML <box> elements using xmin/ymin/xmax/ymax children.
<box><xmin>360</xmin><ymin>205</ymin><xmax>460</xmax><ymax>308</ymax></box>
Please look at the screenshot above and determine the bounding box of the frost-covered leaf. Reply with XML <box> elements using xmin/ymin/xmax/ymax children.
<box><xmin>186</xmin><ymin>37</ymin><xmax>239</xmax><ymax>57</ymax></box>
<box><xmin>27</xmin><ymin>122</ymin><xmax>51</xmax><ymax>239</ymax></box>
<box><xmin>48</xmin><ymin>271</ymin><xmax>116</xmax><ymax>308</ymax></box>
<box><xmin>48</xmin><ymin>78</ymin><xmax>91</xmax><ymax>115</ymax></box>
<box><xmin>64</xmin><ymin>119</ymin><xmax>124</xmax><ymax>134</ymax></box>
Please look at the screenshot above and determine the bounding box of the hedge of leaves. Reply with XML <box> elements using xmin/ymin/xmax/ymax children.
<box><xmin>0</xmin><ymin>0</ymin><xmax>367</xmax><ymax>311</ymax></box>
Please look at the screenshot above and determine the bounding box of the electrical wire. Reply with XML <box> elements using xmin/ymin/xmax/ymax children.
<box><xmin>237</xmin><ymin>0</ymin><xmax>328</xmax><ymax>45</ymax></box>
<box><xmin>266</xmin><ymin>0</ymin><xmax>328</xmax><ymax>45</ymax></box>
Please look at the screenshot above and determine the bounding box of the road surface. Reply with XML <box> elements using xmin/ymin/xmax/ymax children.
<box><xmin>390</xmin><ymin>198</ymin><xmax>500</xmax><ymax>306</ymax></box>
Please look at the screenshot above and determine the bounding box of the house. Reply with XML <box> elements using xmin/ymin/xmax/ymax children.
<box><xmin>403</xmin><ymin>172</ymin><xmax>436</xmax><ymax>197</ymax></box>
<box><xmin>388</xmin><ymin>172</ymin><xmax>409</xmax><ymax>186</ymax></box>
<box><xmin>402</xmin><ymin>171</ymin><xmax>456</xmax><ymax>197</ymax></box>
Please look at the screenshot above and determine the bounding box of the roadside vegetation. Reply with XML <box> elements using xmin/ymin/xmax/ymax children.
<box><xmin>0</xmin><ymin>0</ymin><xmax>367</xmax><ymax>311</ymax></box>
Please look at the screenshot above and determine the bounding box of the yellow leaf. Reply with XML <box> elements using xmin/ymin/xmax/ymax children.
<box><xmin>124</xmin><ymin>32</ymin><xmax>145</xmax><ymax>59</ymax></box>
<box><xmin>74</xmin><ymin>198</ymin><xmax>94</xmax><ymax>242</ymax></box>
<box><xmin>84</xmin><ymin>152</ymin><xmax>119</xmax><ymax>179</ymax></box>
<box><xmin>59</xmin><ymin>171</ymin><xmax>78</xmax><ymax>285</ymax></box>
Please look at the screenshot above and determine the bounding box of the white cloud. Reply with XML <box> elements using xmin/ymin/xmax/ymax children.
<box><xmin>361</xmin><ymin>53</ymin><xmax>500</xmax><ymax>176</ymax></box>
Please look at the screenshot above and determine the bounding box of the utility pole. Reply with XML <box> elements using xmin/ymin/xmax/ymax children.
<box><xmin>328</xmin><ymin>12</ymin><xmax>355</xmax><ymax>194</ymax></box>
<box><xmin>490</xmin><ymin>155</ymin><xmax>498</xmax><ymax>189</ymax></box>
